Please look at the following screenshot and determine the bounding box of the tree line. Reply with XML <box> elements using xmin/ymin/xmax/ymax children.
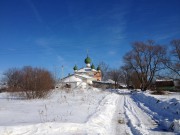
<box><xmin>100</xmin><ymin>39</ymin><xmax>180</xmax><ymax>90</ymax></box>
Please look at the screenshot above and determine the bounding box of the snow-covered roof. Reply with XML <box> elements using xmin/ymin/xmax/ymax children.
<box><xmin>75</xmin><ymin>74</ymin><xmax>93</xmax><ymax>79</ymax></box>
<box><xmin>156</xmin><ymin>79</ymin><xmax>173</xmax><ymax>82</ymax></box>
<box><xmin>119</xmin><ymin>83</ymin><xmax>127</xmax><ymax>88</ymax></box>
<box><xmin>106</xmin><ymin>79</ymin><xmax>115</xmax><ymax>84</ymax></box>
<box><xmin>76</xmin><ymin>67</ymin><xmax>97</xmax><ymax>73</ymax></box>
<box><xmin>62</xmin><ymin>75</ymin><xmax>82</xmax><ymax>83</ymax></box>
<box><xmin>95</xmin><ymin>79</ymin><xmax>115</xmax><ymax>84</ymax></box>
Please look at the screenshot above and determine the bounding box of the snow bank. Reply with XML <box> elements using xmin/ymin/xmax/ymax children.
<box><xmin>173</xmin><ymin>120</ymin><xmax>180</xmax><ymax>133</ymax></box>
<box><xmin>131</xmin><ymin>92</ymin><xmax>180</xmax><ymax>133</ymax></box>
<box><xmin>87</xmin><ymin>93</ymin><xmax>119</xmax><ymax>134</ymax></box>
<box><xmin>0</xmin><ymin>123</ymin><xmax>86</xmax><ymax>135</ymax></box>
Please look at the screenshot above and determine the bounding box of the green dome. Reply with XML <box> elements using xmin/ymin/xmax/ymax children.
<box><xmin>91</xmin><ymin>63</ymin><xmax>95</xmax><ymax>69</ymax></box>
<box><xmin>97</xmin><ymin>65</ymin><xmax>101</xmax><ymax>71</ymax></box>
<box><xmin>73</xmin><ymin>65</ymin><xmax>78</xmax><ymax>70</ymax></box>
<box><xmin>84</xmin><ymin>56</ymin><xmax>91</xmax><ymax>64</ymax></box>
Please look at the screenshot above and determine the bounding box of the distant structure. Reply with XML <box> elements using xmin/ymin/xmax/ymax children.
<box><xmin>155</xmin><ymin>78</ymin><xmax>180</xmax><ymax>91</ymax></box>
<box><xmin>73</xmin><ymin>55</ymin><xmax>101</xmax><ymax>82</ymax></box>
<box><xmin>57</xmin><ymin>55</ymin><xmax>101</xmax><ymax>89</ymax></box>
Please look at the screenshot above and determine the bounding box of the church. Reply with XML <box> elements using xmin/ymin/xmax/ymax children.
<box><xmin>57</xmin><ymin>55</ymin><xmax>101</xmax><ymax>89</ymax></box>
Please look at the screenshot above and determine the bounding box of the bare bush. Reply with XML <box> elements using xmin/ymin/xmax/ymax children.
<box><xmin>108</xmin><ymin>69</ymin><xmax>122</xmax><ymax>89</ymax></box>
<box><xmin>151</xmin><ymin>89</ymin><xmax>166</xmax><ymax>95</ymax></box>
<box><xmin>3</xmin><ymin>66</ymin><xmax>55</xmax><ymax>99</ymax></box>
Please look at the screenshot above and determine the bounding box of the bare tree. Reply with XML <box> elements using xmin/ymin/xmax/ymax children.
<box><xmin>123</xmin><ymin>40</ymin><xmax>167</xmax><ymax>91</ymax></box>
<box><xmin>120</xmin><ymin>65</ymin><xmax>132</xmax><ymax>88</ymax></box>
<box><xmin>130</xmin><ymin>71</ymin><xmax>141</xmax><ymax>89</ymax></box>
<box><xmin>120</xmin><ymin>65</ymin><xmax>141</xmax><ymax>89</ymax></box>
<box><xmin>99</xmin><ymin>61</ymin><xmax>109</xmax><ymax>81</ymax></box>
<box><xmin>108</xmin><ymin>69</ymin><xmax>122</xmax><ymax>89</ymax></box>
<box><xmin>163</xmin><ymin>39</ymin><xmax>180</xmax><ymax>78</ymax></box>
<box><xmin>171</xmin><ymin>39</ymin><xmax>180</xmax><ymax>59</ymax></box>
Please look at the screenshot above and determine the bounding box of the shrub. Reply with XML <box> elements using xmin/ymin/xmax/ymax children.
<box><xmin>151</xmin><ymin>89</ymin><xmax>166</xmax><ymax>95</ymax></box>
<box><xmin>3</xmin><ymin>66</ymin><xmax>55</xmax><ymax>99</ymax></box>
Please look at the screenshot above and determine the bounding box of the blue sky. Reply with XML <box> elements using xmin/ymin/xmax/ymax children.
<box><xmin>0</xmin><ymin>0</ymin><xmax>180</xmax><ymax>78</ymax></box>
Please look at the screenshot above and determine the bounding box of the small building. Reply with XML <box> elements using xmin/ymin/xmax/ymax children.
<box><xmin>155</xmin><ymin>79</ymin><xmax>174</xmax><ymax>87</ymax></box>
<box><xmin>155</xmin><ymin>78</ymin><xmax>180</xmax><ymax>91</ymax></box>
<box><xmin>173</xmin><ymin>79</ymin><xmax>180</xmax><ymax>90</ymax></box>
<box><xmin>93</xmin><ymin>79</ymin><xmax>127</xmax><ymax>89</ymax></box>
<box><xmin>174</xmin><ymin>79</ymin><xmax>180</xmax><ymax>88</ymax></box>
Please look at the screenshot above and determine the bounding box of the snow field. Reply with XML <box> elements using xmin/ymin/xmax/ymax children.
<box><xmin>0</xmin><ymin>89</ymin><xmax>107</xmax><ymax>126</ymax></box>
<box><xmin>0</xmin><ymin>88</ymin><xmax>120</xmax><ymax>135</ymax></box>
<box><xmin>0</xmin><ymin>88</ymin><xmax>179</xmax><ymax>134</ymax></box>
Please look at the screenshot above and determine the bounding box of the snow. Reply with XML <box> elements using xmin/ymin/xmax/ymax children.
<box><xmin>124</xmin><ymin>95</ymin><xmax>156</xmax><ymax>135</ymax></box>
<box><xmin>0</xmin><ymin>89</ymin><xmax>106</xmax><ymax>124</ymax></box>
<box><xmin>61</xmin><ymin>75</ymin><xmax>82</xmax><ymax>82</ymax></box>
<box><xmin>148</xmin><ymin>91</ymin><xmax>180</xmax><ymax>101</ymax></box>
<box><xmin>156</xmin><ymin>79</ymin><xmax>173</xmax><ymax>82</ymax></box>
<box><xmin>106</xmin><ymin>79</ymin><xmax>115</xmax><ymax>84</ymax></box>
<box><xmin>76</xmin><ymin>67</ymin><xmax>96</xmax><ymax>73</ymax></box>
<box><xmin>0</xmin><ymin>88</ymin><xmax>179</xmax><ymax>134</ymax></box>
<box><xmin>86</xmin><ymin>93</ymin><xmax>119</xmax><ymax>134</ymax></box>
<box><xmin>0</xmin><ymin>88</ymin><xmax>120</xmax><ymax>134</ymax></box>
<box><xmin>131</xmin><ymin>91</ymin><xmax>180</xmax><ymax>133</ymax></box>
<box><xmin>75</xmin><ymin>74</ymin><xmax>93</xmax><ymax>79</ymax></box>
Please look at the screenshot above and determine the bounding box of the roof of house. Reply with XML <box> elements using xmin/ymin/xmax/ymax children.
<box><xmin>61</xmin><ymin>75</ymin><xmax>82</xmax><ymax>83</ymax></box>
<box><xmin>76</xmin><ymin>67</ymin><xmax>97</xmax><ymax>73</ymax></box>
<box><xmin>60</xmin><ymin>72</ymin><xmax>93</xmax><ymax>83</ymax></box>
<box><xmin>156</xmin><ymin>79</ymin><xmax>173</xmax><ymax>82</ymax></box>
<box><xmin>75</xmin><ymin>74</ymin><xmax>93</xmax><ymax>79</ymax></box>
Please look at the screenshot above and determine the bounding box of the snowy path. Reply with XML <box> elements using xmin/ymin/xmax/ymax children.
<box><xmin>124</xmin><ymin>95</ymin><xmax>158</xmax><ymax>135</ymax></box>
<box><xmin>115</xmin><ymin>92</ymin><xmax>175</xmax><ymax>135</ymax></box>
<box><xmin>114</xmin><ymin>94</ymin><xmax>132</xmax><ymax>135</ymax></box>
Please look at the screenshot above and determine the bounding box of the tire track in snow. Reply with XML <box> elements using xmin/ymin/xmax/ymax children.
<box><xmin>124</xmin><ymin>95</ymin><xmax>158</xmax><ymax>135</ymax></box>
<box><xmin>114</xmin><ymin>95</ymin><xmax>132</xmax><ymax>135</ymax></box>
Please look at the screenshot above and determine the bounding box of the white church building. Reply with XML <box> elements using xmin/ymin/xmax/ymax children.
<box><xmin>57</xmin><ymin>55</ymin><xmax>101</xmax><ymax>89</ymax></box>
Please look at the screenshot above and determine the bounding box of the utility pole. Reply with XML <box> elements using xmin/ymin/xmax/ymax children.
<box><xmin>53</xmin><ymin>65</ymin><xmax>57</xmax><ymax>82</ymax></box>
<box><xmin>61</xmin><ymin>65</ymin><xmax>64</xmax><ymax>79</ymax></box>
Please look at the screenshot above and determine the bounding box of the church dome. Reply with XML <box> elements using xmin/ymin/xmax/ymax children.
<box><xmin>73</xmin><ymin>65</ymin><xmax>78</xmax><ymax>71</ymax></box>
<box><xmin>84</xmin><ymin>56</ymin><xmax>91</xmax><ymax>64</ymax></box>
<box><xmin>91</xmin><ymin>63</ymin><xmax>95</xmax><ymax>69</ymax></box>
<box><xmin>97</xmin><ymin>65</ymin><xmax>101</xmax><ymax>71</ymax></box>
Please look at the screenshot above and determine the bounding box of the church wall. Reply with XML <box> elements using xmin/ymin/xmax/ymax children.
<box><xmin>94</xmin><ymin>71</ymin><xmax>101</xmax><ymax>81</ymax></box>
